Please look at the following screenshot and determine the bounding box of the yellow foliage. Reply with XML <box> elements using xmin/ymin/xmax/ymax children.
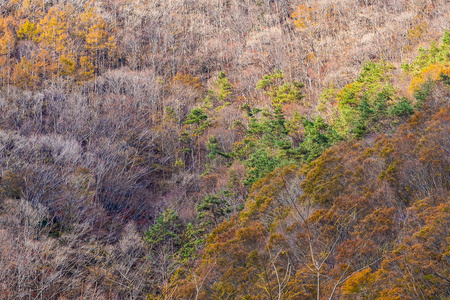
<box><xmin>36</xmin><ymin>7</ymin><xmax>69</xmax><ymax>53</ymax></box>
<box><xmin>0</xmin><ymin>16</ymin><xmax>17</xmax><ymax>55</ymax></box>
<box><xmin>79</xmin><ymin>56</ymin><xmax>95</xmax><ymax>81</ymax></box>
<box><xmin>59</xmin><ymin>54</ymin><xmax>76</xmax><ymax>76</ymax></box>
<box><xmin>292</xmin><ymin>5</ymin><xmax>314</xmax><ymax>30</ymax></box>
<box><xmin>0</xmin><ymin>1</ymin><xmax>117</xmax><ymax>85</ymax></box>
<box><xmin>409</xmin><ymin>63</ymin><xmax>450</xmax><ymax>93</ymax></box>
<box><xmin>77</xmin><ymin>6</ymin><xmax>111</xmax><ymax>52</ymax></box>
<box><xmin>341</xmin><ymin>268</ymin><xmax>373</xmax><ymax>296</ymax></box>
<box><xmin>11</xmin><ymin>56</ymin><xmax>38</xmax><ymax>87</ymax></box>
<box><xmin>17</xmin><ymin>20</ymin><xmax>38</xmax><ymax>39</ymax></box>
<box><xmin>33</xmin><ymin>49</ymin><xmax>55</xmax><ymax>76</ymax></box>
<box><xmin>407</xmin><ymin>21</ymin><xmax>428</xmax><ymax>45</ymax></box>
<box><xmin>306</xmin><ymin>51</ymin><xmax>316</xmax><ymax>61</ymax></box>
<box><xmin>172</xmin><ymin>73</ymin><xmax>204</xmax><ymax>91</ymax></box>
<box><xmin>105</xmin><ymin>35</ymin><xmax>117</xmax><ymax>57</ymax></box>
<box><xmin>86</xmin><ymin>22</ymin><xmax>107</xmax><ymax>51</ymax></box>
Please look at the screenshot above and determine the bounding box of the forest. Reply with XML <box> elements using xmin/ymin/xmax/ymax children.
<box><xmin>0</xmin><ymin>0</ymin><xmax>449</xmax><ymax>299</ymax></box>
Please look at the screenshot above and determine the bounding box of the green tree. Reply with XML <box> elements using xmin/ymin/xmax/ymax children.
<box><xmin>185</xmin><ymin>108</ymin><xmax>209</xmax><ymax>135</ymax></box>
<box><xmin>299</xmin><ymin>116</ymin><xmax>342</xmax><ymax>161</ymax></box>
<box><xmin>196</xmin><ymin>192</ymin><xmax>232</xmax><ymax>228</ymax></box>
<box><xmin>256</xmin><ymin>69</ymin><xmax>305</xmax><ymax>106</ymax></box>
<box><xmin>215</xmin><ymin>71</ymin><xmax>233</xmax><ymax>102</ymax></box>
<box><xmin>145</xmin><ymin>208</ymin><xmax>183</xmax><ymax>254</ymax></box>
<box><xmin>389</xmin><ymin>97</ymin><xmax>414</xmax><ymax>117</ymax></box>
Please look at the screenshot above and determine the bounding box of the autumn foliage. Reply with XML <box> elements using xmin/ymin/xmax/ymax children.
<box><xmin>0</xmin><ymin>0</ymin><xmax>449</xmax><ymax>299</ymax></box>
<box><xmin>177</xmin><ymin>84</ymin><xmax>449</xmax><ymax>299</ymax></box>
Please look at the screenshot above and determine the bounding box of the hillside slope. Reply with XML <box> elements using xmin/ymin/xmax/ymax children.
<box><xmin>0</xmin><ymin>0</ymin><xmax>449</xmax><ymax>299</ymax></box>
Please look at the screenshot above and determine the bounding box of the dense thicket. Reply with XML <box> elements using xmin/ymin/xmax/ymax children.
<box><xmin>0</xmin><ymin>0</ymin><xmax>449</xmax><ymax>299</ymax></box>
<box><xmin>174</xmin><ymin>83</ymin><xmax>449</xmax><ymax>299</ymax></box>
